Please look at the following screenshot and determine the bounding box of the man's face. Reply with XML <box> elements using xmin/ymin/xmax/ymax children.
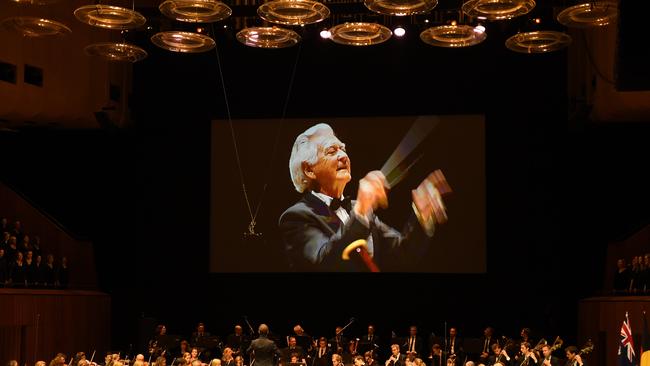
<box><xmin>520</xmin><ymin>345</ymin><xmax>527</xmax><ymax>354</ymax></box>
<box><xmin>354</xmin><ymin>359</ymin><xmax>364</xmax><ymax>366</ymax></box>
<box><xmin>308</xmin><ymin>134</ymin><xmax>351</xmax><ymax>193</ymax></box>
<box><xmin>335</xmin><ymin>327</ymin><xmax>343</xmax><ymax>336</ymax></box>
<box><xmin>235</xmin><ymin>326</ymin><xmax>242</xmax><ymax>335</ymax></box>
<box><xmin>319</xmin><ymin>340</ymin><xmax>327</xmax><ymax>348</ymax></box>
<box><xmin>449</xmin><ymin>328</ymin><xmax>456</xmax><ymax>337</ymax></box>
<box><xmin>493</xmin><ymin>347</ymin><xmax>501</xmax><ymax>355</ymax></box>
<box><xmin>409</xmin><ymin>327</ymin><xmax>417</xmax><ymax>336</ymax></box>
<box><xmin>289</xmin><ymin>338</ymin><xmax>297</xmax><ymax>347</ymax></box>
<box><xmin>565</xmin><ymin>351</ymin><xmax>574</xmax><ymax>360</ymax></box>
<box><xmin>542</xmin><ymin>347</ymin><xmax>551</xmax><ymax>358</ymax></box>
<box><xmin>368</xmin><ymin>326</ymin><xmax>374</xmax><ymax>334</ymax></box>
<box><xmin>198</xmin><ymin>325</ymin><xmax>205</xmax><ymax>333</ymax></box>
<box><xmin>484</xmin><ymin>328</ymin><xmax>492</xmax><ymax>337</ymax></box>
<box><xmin>391</xmin><ymin>345</ymin><xmax>399</xmax><ymax>355</ymax></box>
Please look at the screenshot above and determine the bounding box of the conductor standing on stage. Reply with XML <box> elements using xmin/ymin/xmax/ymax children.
<box><xmin>279</xmin><ymin>123</ymin><xmax>449</xmax><ymax>272</ymax></box>
<box><xmin>247</xmin><ymin>324</ymin><xmax>281</xmax><ymax>366</ymax></box>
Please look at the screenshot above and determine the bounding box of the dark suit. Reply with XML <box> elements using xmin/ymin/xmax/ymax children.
<box><xmin>282</xmin><ymin>346</ymin><xmax>305</xmax><ymax>363</ymax></box>
<box><xmin>248</xmin><ymin>335</ymin><xmax>281</xmax><ymax>366</ymax></box>
<box><xmin>358</xmin><ymin>334</ymin><xmax>380</xmax><ymax>355</ymax></box>
<box><xmin>539</xmin><ymin>356</ymin><xmax>560</xmax><ymax>366</ymax></box>
<box><xmin>386</xmin><ymin>353</ymin><xmax>406</xmax><ymax>366</ymax></box>
<box><xmin>402</xmin><ymin>336</ymin><xmax>424</xmax><ymax>356</ymax></box>
<box><xmin>311</xmin><ymin>347</ymin><xmax>332</xmax><ymax>366</ymax></box>
<box><xmin>488</xmin><ymin>354</ymin><xmax>511</xmax><ymax>366</ymax></box>
<box><xmin>279</xmin><ymin>192</ymin><xmax>433</xmax><ymax>272</ymax></box>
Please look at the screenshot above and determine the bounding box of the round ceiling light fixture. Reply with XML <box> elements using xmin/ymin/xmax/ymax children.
<box><xmin>505</xmin><ymin>30</ymin><xmax>572</xmax><ymax>53</ymax></box>
<box><xmin>159</xmin><ymin>0</ymin><xmax>232</xmax><ymax>23</ymax></box>
<box><xmin>236</xmin><ymin>26</ymin><xmax>301</xmax><ymax>48</ymax></box>
<box><xmin>84</xmin><ymin>42</ymin><xmax>148</xmax><ymax>62</ymax></box>
<box><xmin>420</xmin><ymin>24</ymin><xmax>487</xmax><ymax>47</ymax></box>
<box><xmin>151</xmin><ymin>31</ymin><xmax>216</xmax><ymax>53</ymax></box>
<box><xmin>462</xmin><ymin>0</ymin><xmax>535</xmax><ymax>20</ymax></box>
<box><xmin>0</xmin><ymin>16</ymin><xmax>71</xmax><ymax>37</ymax></box>
<box><xmin>556</xmin><ymin>2</ymin><xmax>617</xmax><ymax>28</ymax></box>
<box><xmin>74</xmin><ymin>4</ymin><xmax>146</xmax><ymax>30</ymax></box>
<box><xmin>257</xmin><ymin>0</ymin><xmax>330</xmax><ymax>26</ymax></box>
<box><xmin>329</xmin><ymin>22</ymin><xmax>392</xmax><ymax>46</ymax></box>
<box><xmin>364</xmin><ymin>0</ymin><xmax>437</xmax><ymax>16</ymax></box>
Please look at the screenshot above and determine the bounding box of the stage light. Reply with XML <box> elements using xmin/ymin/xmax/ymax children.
<box><xmin>474</xmin><ymin>24</ymin><xmax>485</xmax><ymax>33</ymax></box>
<box><xmin>320</xmin><ymin>29</ymin><xmax>331</xmax><ymax>38</ymax></box>
<box><xmin>394</xmin><ymin>26</ymin><xmax>406</xmax><ymax>37</ymax></box>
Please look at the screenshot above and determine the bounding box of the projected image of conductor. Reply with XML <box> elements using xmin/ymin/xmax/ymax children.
<box><xmin>279</xmin><ymin>123</ymin><xmax>451</xmax><ymax>272</ymax></box>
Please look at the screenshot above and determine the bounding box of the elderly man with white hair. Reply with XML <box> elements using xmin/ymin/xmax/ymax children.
<box><xmin>279</xmin><ymin>123</ymin><xmax>448</xmax><ymax>272</ymax></box>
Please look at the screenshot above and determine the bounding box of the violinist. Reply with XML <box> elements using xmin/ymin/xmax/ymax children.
<box><xmin>540</xmin><ymin>345</ymin><xmax>559</xmax><ymax>366</ymax></box>
<box><xmin>223</xmin><ymin>348</ymin><xmax>236</xmax><ymax>366</ymax></box>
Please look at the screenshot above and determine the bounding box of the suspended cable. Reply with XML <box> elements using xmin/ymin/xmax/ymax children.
<box><xmin>211</xmin><ymin>24</ymin><xmax>303</xmax><ymax>237</ymax></box>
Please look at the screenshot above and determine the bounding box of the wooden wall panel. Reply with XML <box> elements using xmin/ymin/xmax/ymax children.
<box><xmin>0</xmin><ymin>289</ymin><xmax>110</xmax><ymax>366</ymax></box>
<box><xmin>578</xmin><ymin>296</ymin><xmax>650</xmax><ymax>366</ymax></box>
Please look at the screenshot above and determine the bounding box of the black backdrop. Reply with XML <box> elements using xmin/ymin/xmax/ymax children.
<box><xmin>1</xmin><ymin>25</ymin><xmax>649</xmax><ymax>356</ymax></box>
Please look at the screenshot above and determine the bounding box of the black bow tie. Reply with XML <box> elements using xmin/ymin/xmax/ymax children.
<box><xmin>330</xmin><ymin>196</ymin><xmax>352</xmax><ymax>212</ymax></box>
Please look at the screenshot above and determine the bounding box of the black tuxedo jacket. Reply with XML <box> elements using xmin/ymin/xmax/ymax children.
<box><xmin>248</xmin><ymin>336</ymin><xmax>281</xmax><ymax>366</ymax></box>
<box><xmin>539</xmin><ymin>356</ymin><xmax>560</xmax><ymax>366</ymax></box>
<box><xmin>279</xmin><ymin>192</ymin><xmax>433</xmax><ymax>272</ymax></box>
<box><xmin>402</xmin><ymin>336</ymin><xmax>425</xmax><ymax>356</ymax></box>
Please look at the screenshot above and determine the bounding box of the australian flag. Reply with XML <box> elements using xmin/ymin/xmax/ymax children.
<box><xmin>618</xmin><ymin>312</ymin><xmax>636</xmax><ymax>366</ymax></box>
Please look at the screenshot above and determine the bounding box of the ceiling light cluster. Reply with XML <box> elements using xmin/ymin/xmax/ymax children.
<box><xmin>0</xmin><ymin>0</ymin><xmax>620</xmax><ymax>58</ymax></box>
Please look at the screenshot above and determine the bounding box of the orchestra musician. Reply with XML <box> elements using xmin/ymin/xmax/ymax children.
<box><xmin>223</xmin><ymin>348</ymin><xmax>236</xmax><ymax>366</ymax></box>
<box><xmin>227</xmin><ymin>326</ymin><xmax>250</xmax><ymax>358</ymax></box>
<box><xmin>148</xmin><ymin>325</ymin><xmax>168</xmax><ymax>359</ymax></box>
<box><xmin>403</xmin><ymin>326</ymin><xmax>424</xmax><ymax>357</ymax></box>
<box><xmin>363</xmin><ymin>351</ymin><xmax>378</xmax><ymax>366</ymax></box>
<box><xmin>385</xmin><ymin>344</ymin><xmax>406</xmax><ymax>366</ymax></box>
<box><xmin>488</xmin><ymin>342</ymin><xmax>511</xmax><ymax>366</ymax></box>
<box><xmin>480</xmin><ymin>327</ymin><xmax>497</xmax><ymax>365</ymax></box>
<box><xmin>330</xmin><ymin>327</ymin><xmax>349</xmax><ymax>354</ymax></box>
<box><xmin>428</xmin><ymin>344</ymin><xmax>442</xmax><ymax>366</ymax></box>
<box><xmin>312</xmin><ymin>337</ymin><xmax>333</xmax><ymax>366</ymax></box>
<box><xmin>359</xmin><ymin>325</ymin><xmax>380</xmax><ymax>356</ymax></box>
<box><xmin>539</xmin><ymin>345</ymin><xmax>559</xmax><ymax>366</ymax></box>
<box><xmin>282</xmin><ymin>337</ymin><xmax>306</xmax><ymax>363</ymax></box>
<box><xmin>517</xmin><ymin>343</ymin><xmax>538</xmax><ymax>366</ymax></box>
<box><xmin>563</xmin><ymin>347</ymin><xmax>584</xmax><ymax>366</ymax></box>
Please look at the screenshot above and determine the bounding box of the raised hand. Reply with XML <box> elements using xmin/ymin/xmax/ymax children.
<box><xmin>354</xmin><ymin>171</ymin><xmax>389</xmax><ymax>217</ymax></box>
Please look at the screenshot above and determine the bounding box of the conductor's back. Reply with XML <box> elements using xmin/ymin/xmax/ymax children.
<box><xmin>247</xmin><ymin>324</ymin><xmax>281</xmax><ymax>366</ymax></box>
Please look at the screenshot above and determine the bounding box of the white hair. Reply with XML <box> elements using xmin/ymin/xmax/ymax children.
<box><xmin>289</xmin><ymin>123</ymin><xmax>334</xmax><ymax>193</ymax></box>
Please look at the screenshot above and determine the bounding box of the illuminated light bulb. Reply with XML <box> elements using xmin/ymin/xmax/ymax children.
<box><xmin>394</xmin><ymin>26</ymin><xmax>405</xmax><ymax>37</ymax></box>
<box><xmin>320</xmin><ymin>29</ymin><xmax>331</xmax><ymax>38</ymax></box>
